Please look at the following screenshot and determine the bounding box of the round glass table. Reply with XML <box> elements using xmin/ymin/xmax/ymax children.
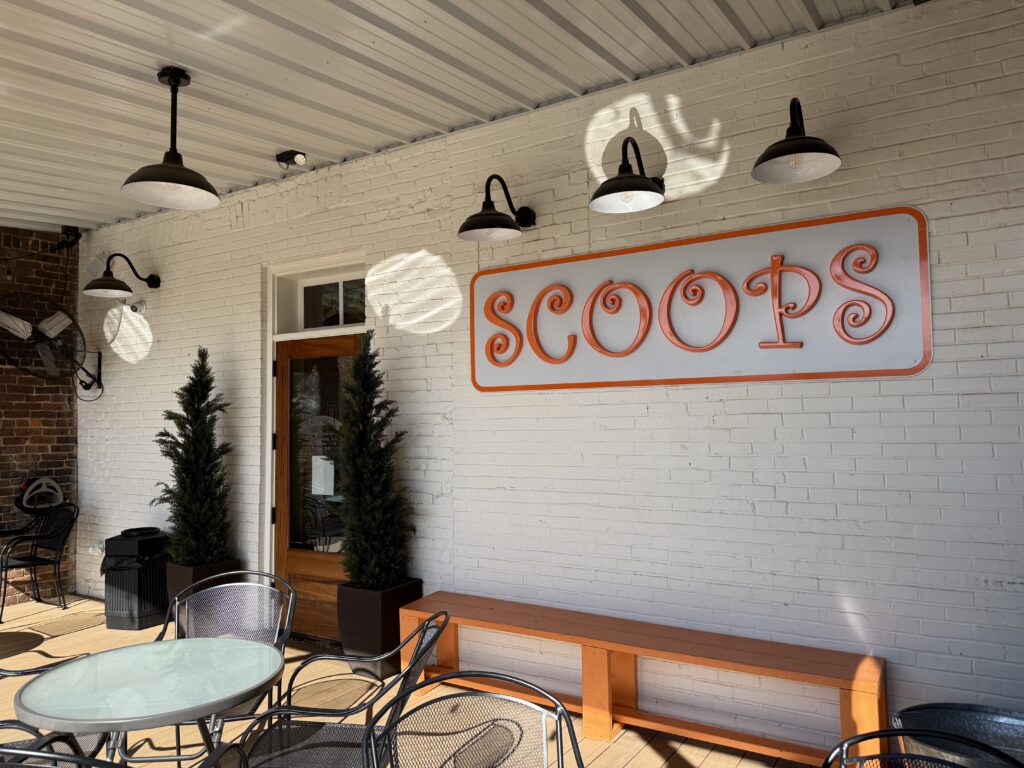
<box><xmin>14</xmin><ymin>638</ymin><xmax>283</xmax><ymax>759</ymax></box>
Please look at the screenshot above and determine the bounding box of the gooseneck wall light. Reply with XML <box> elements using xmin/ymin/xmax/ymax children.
<box><xmin>83</xmin><ymin>253</ymin><xmax>161</xmax><ymax>299</ymax></box>
<box><xmin>752</xmin><ymin>98</ymin><xmax>841</xmax><ymax>184</ymax></box>
<box><xmin>458</xmin><ymin>174</ymin><xmax>536</xmax><ymax>241</ymax></box>
<box><xmin>590</xmin><ymin>136</ymin><xmax>665</xmax><ymax>214</ymax></box>
<box><xmin>122</xmin><ymin>67</ymin><xmax>220</xmax><ymax>210</ymax></box>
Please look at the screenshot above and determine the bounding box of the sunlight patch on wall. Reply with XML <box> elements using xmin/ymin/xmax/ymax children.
<box><xmin>366</xmin><ymin>249</ymin><xmax>462</xmax><ymax>334</ymax></box>
<box><xmin>103</xmin><ymin>304</ymin><xmax>153</xmax><ymax>364</ymax></box>
<box><xmin>585</xmin><ymin>93</ymin><xmax>730</xmax><ymax>199</ymax></box>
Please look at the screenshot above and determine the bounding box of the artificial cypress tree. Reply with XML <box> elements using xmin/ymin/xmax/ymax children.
<box><xmin>152</xmin><ymin>347</ymin><xmax>233</xmax><ymax>566</ymax></box>
<box><xmin>336</xmin><ymin>330</ymin><xmax>414</xmax><ymax>590</ymax></box>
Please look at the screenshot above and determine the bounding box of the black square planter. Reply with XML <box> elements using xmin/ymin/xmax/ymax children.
<box><xmin>337</xmin><ymin>578</ymin><xmax>423</xmax><ymax>678</ymax></box>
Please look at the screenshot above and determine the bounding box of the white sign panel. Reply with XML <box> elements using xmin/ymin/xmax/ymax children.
<box><xmin>470</xmin><ymin>207</ymin><xmax>931</xmax><ymax>392</ymax></box>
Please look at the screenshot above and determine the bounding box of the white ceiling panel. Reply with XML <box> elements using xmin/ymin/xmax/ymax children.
<box><xmin>0</xmin><ymin>0</ymin><xmax>910</xmax><ymax>231</ymax></box>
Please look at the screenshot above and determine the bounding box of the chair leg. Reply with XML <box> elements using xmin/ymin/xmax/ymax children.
<box><xmin>175</xmin><ymin>724</ymin><xmax>182</xmax><ymax>768</ymax></box>
<box><xmin>30</xmin><ymin>566</ymin><xmax>41</xmax><ymax>602</ymax></box>
<box><xmin>0</xmin><ymin>567</ymin><xmax>8</xmax><ymax>623</ymax></box>
<box><xmin>54</xmin><ymin>561</ymin><xmax>67</xmax><ymax>609</ymax></box>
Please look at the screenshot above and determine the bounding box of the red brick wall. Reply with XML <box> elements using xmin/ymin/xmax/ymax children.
<box><xmin>0</xmin><ymin>226</ymin><xmax>78</xmax><ymax>605</ymax></box>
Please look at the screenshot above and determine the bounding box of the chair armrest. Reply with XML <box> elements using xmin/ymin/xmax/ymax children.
<box><xmin>1</xmin><ymin>534</ymin><xmax>43</xmax><ymax>558</ymax></box>
<box><xmin>285</xmin><ymin>653</ymin><xmax>389</xmax><ymax>700</ymax></box>
<box><xmin>0</xmin><ymin>520</ymin><xmax>38</xmax><ymax>538</ymax></box>
<box><xmin>0</xmin><ymin>719</ymin><xmax>43</xmax><ymax>739</ymax></box>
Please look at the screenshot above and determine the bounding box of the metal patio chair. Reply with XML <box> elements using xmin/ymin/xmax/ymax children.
<box><xmin>362</xmin><ymin>670</ymin><xmax>586</xmax><ymax>768</ymax></box>
<box><xmin>823</xmin><ymin>729</ymin><xmax>1024</xmax><ymax>768</ymax></box>
<box><xmin>156</xmin><ymin>570</ymin><xmax>296</xmax><ymax>762</ymax></box>
<box><xmin>0</xmin><ymin>503</ymin><xmax>77</xmax><ymax>623</ymax></box>
<box><xmin>236</xmin><ymin>610</ymin><xmax>449</xmax><ymax>768</ymax></box>
<box><xmin>894</xmin><ymin>704</ymin><xmax>1024</xmax><ymax>767</ymax></box>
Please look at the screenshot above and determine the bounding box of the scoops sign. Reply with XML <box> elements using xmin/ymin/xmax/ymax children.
<box><xmin>470</xmin><ymin>207</ymin><xmax>931</xmax><ymax>392</ymax></box>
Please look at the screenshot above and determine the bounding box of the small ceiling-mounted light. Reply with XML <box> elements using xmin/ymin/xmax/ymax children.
<box><xmin>276</xmin><ymin>150</ymin><xmax>307</xmax><ymax>169</ymax></box>
<box><xmin>590</xmin><ymin>136</ymin><xmax>665</xmax><ymax>214</ymax></box>
<box><xmin>458</xmin><ymin>174</ymin><xmax>536</xmax><ymax>241</ymax></box>
<box><xmin>122</xmin><ymin>66</ymin><xmax>220</xmax><ymax>211</ymax></box>
<box><xmin>83</xmin><ymin>253</ymin><xmax>161</xmax><ymax>299</ymax></box>
<box><xmin>752</xmin><ymin>98</ymin><xmax>841</xmax><ymax>184</ymax></box>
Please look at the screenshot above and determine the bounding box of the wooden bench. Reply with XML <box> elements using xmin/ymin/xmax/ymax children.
<box><xmin>400</xmin><ymin>592</ymin><xmax>886</xmax><ymax>766</ymax></box>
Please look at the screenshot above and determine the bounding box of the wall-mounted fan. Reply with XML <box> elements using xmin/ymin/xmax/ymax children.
<box><xmin>0</xmin><ymin>291</ymin><xmax>102</xmax><ymax>398</ymax></box>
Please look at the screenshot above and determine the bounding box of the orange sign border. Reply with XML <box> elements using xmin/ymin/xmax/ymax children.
<box><xmin>469</xmin><ymin>206</ymin><xmax>932</xmax><ymax>393</ymax></box>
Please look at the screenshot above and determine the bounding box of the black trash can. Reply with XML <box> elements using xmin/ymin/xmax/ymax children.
<box><xmin>102</xmin><ymin>527</ymin><xmax>170</xmax><ymax>630</ymax></box>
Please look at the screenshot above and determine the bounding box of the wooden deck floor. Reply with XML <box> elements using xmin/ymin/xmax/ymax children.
<box><xmin>0</xmin><ymin>595</ymin><xmax>788</xmax><ymax>768</ymax></box>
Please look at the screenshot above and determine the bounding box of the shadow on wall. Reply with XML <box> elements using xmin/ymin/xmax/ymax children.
<box><xmin>586</xmin><ymin>95</ymin><xmax>731</xmax><ymax>199</ymax></box>
<box><xmin>366</xmin><ymin>249</ymin><xmax>462</xmax><ymax>335</ymax></box>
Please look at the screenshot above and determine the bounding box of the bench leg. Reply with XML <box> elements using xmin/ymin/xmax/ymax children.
<box><xmin>437</xmin><ymin>621</ymin><xmax>460</xmax><ymax>672</ymax></box>
<box><xmin>582</xmin><ymin>646</ymin><xmax>622</xmax><ymax>741</ymax></box>
<box><xmin>839</xmin><ymin>683</ymin><xmax>887</xmax><ymax>756</ymax></box>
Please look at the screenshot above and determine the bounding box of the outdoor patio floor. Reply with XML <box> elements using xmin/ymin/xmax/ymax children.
<box><xmin>0</xmin><ymin>595</ymin><xmax>796</xmax><ymax>768</ymax></box>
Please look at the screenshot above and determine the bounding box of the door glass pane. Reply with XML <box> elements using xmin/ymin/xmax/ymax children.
<box><xmin>289</xmin><ymin>355</ymin><xmax>353</xmax><ymax>551</ymax></box>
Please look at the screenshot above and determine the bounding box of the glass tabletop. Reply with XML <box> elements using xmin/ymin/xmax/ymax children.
<box><xmin>15</xmin><ymin>638</ymin><xmax>283</xmax><ymax>732</ymax></box>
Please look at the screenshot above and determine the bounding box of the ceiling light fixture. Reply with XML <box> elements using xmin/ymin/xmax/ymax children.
<box><xmin>122</xmin><ymin>67</ymin><xmax>220</xmax><ymax>210</ymax></box>
<box><xmin>458</xmin><ymin>174</ymin><xmax>536</xmax><ymax>241</ymax></box>
<box><xmin>83</xmin><ymin>253</ymin><xmax>161</xmax><ymax>299</ymax></box>
<box><xmin>276</xmin><ymin>150</ymin><xmax>307</xmax><ymax>169</ymax></box>
<box><xmin>589</xmin><ymin>136</ymin><xmax>665</xmax><ymax>214</ymax></box>
<box><xmin>751</xmin><ymin>98</ymin><xmax>841</xmax><ymax>184</ymax></box>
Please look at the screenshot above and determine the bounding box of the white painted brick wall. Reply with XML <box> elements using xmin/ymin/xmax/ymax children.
<box><xmin>77</xmin><ymin>0</ymin><xmax>1024</xmax><ymax>749</ymax></box>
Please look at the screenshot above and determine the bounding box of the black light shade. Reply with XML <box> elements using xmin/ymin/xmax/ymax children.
<box><xmin>83</xmin><ymin>271</ymin><xmax>133</xmax><ymax>299</ymax></box>
<box><xmin>752</xmin><ymin>98</ymin><xmax>841</xmax><ymax>184</ymax></box>
<box><xmin>122</xmin><ymin>67</ymin><xmax>220</xmax><ymax>211</ymax></box>
<box><xmin>590</xmin><ymin>136</ymin><xmax>665</xmax><ymax>214</ymax></box>
<box><xmin>458</xmin><ymin>175</ymin><xmax>536</xmax><ymax>241</ymax></box>
<box><xmin>83</xmin><ymin>253</ymin><xmax>160</xmax><ymax>299</ymax></box>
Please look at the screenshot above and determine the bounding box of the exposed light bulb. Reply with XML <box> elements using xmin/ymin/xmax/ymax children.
<box><xmin>620</xmin><ymin>190</ymin><xmax>633</xmax><ymax>203</ymax></box>
<box><xmin>788</xmin><ymin>154</ymin><xmax>803</xmax><ymax>169</ymax></box>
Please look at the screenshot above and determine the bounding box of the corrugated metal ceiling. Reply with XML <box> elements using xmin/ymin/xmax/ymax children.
<box><xmin>0</xmin><ymin>0</ymin><xmax>907</xmax><ymax>232</ymax></box>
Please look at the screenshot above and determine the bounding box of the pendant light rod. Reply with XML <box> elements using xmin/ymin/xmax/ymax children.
<box><xmin>169</xmin><ymin>76</ymin><xmax>178</xmax><ymax>153</ymax></box>
<box><xmin>157</xmin><ymin>66</ymin><xmax>190</xmax><ymax>155</ymax></box>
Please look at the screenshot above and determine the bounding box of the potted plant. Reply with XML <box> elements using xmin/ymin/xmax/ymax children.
<box><xmin>153</xmin><ymin>347</ymin><xmax>239</xmax><ymax>600</ymax></box>
<box><xmin>335</xmin><ymin>330</ymin><xmax>419</xmax><ymax>674</ymax></box>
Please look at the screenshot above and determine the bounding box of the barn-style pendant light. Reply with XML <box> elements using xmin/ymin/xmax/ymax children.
<box><xmin>122</xmin><ymin>67</ymin><xmax>220</xmax><ymax>210</ymax></box>
<box><xmin>590</xmin><ymin>136</ymin><xmax>665</xmax><ymax>214</ymax></box>
<box><xmin>751</xmin><ymin>98</ymin><xmax>841</xmax><ymax>184</ymax></box>
<box><xmin>458</xmin><ymin>174</ymin><xmax>536</xmax><ymax>241</ymax></box>
<box><xmin>83</xmin><ymin>253</ymin><xmax>160</xmax><ymax>299</ymax></box>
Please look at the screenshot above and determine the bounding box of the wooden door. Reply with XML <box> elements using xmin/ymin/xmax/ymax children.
<box><xmin>274</xmin><ymin>335</ymin><xmax>362</xmax><ymax>640</ymax></box>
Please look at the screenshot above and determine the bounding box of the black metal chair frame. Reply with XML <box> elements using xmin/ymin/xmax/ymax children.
<box><xmin>823</xmin><ymin>729</ymin><xmax>1024</xmax><ymax>768</ymax></box>
<box><xmin>153</xmin><ymin>570</ymin><xmax>297</xmax><ymax>765</ymax></box>
<box><xmin>0</xmin><ymin>502</ymin><xmax>78</xmax><ymax>623</ymax></box>
<box><xmin>235</xmin><ymin>611</ymin><xmax>450</xmax><ymax>767</ymax></box>
<box><xmin>361</xmin><ymin>669</ymin><xmax>586</xmax><ymax>768</ymax></box>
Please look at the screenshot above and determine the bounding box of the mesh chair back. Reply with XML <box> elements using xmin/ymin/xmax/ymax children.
<box><xmin>894</xmin><ymin>705</ymin><xmax>1024</xmax><ymax>767</ymax></box>
<box><xmin>168</xmin><ymin>571</ymin><xmax>295</xmax><ymax>650</ymax></box>
<box><xmin>825</xmin><ymin>730</ymin><xmax>1024</xmax><ymax>768</ymax></box>
<box><xmin>32</xmin><ymin>505</ymin><xmax>77</xmax><ymax>555</ymax></box>
<box><xmin>367</xmin><ymin>671</ymin><xmax>584</xmax><ymax>768</ymax></box>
